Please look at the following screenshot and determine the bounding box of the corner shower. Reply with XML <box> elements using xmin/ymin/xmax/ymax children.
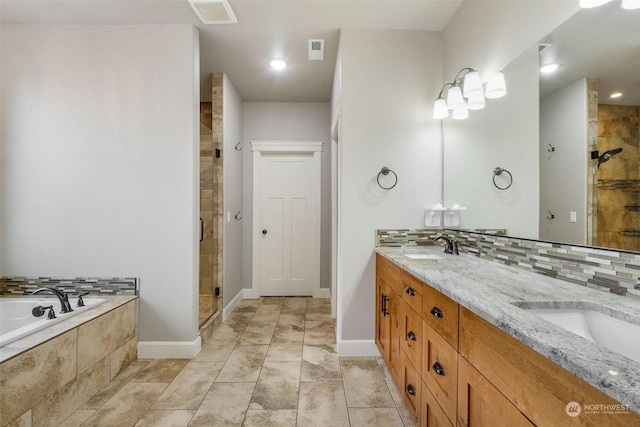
<box><xmin>594</xmin><ymin>104</ymin><xmax>640</xmax><ymax>251</ymax></box>
<box><xmin>198</xmin><ymin>73</ymin><xmax>224</xmax><ymax>328</ymax></box>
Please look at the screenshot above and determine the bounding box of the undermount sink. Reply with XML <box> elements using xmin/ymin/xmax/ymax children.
<box><xmin>403</xmin><ymin>253</ymin><xmax>442</xmax><ymax>260</ymax></box>
<box><xmin>514</xmin><ymin>302</ymin><xmax>640</xmax><ymax>364</ymax></box>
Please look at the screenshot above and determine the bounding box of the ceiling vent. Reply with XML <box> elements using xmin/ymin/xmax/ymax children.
<box><xmin>189</xmin><ymin>0</ymin><xmax>238</xmax><ymax>24</ymax></box>
<box><xmin>308</xmin><ymin>39</ymin><xmax>324</xmax><ymax>61</ymax></box>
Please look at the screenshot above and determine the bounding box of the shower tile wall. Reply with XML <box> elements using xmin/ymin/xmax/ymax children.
<box><xmin>596</xmin><ymin>104</ymin><xmax>640</xmax><ymax>251</ymax></box>
<box><xmin>587</xmin><ymin>78</ymin><xmax>598</xmax><ymax>246</ymax></box>
<box><xmin>212</xmin><ymin>72</ymin><xmax>224</xmax><ymax>318</ymax></box>
<box><xmin>200</xmin><ymin>101</ymin><xmax>214</xmax><ymax>308</ymax></box>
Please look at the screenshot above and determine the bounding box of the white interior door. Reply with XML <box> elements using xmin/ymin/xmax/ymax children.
<box><xmin>252</xmin><ymin>142</ymin><xmax>322</xmax><ymax>297</ymax></box>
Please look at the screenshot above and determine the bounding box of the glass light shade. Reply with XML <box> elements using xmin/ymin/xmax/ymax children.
<box><xmin>621</xmin><ymin>0</ymin><xmax>640</xmax><ymax>9</ymax></box>
<box><xmin>433</xmin><ymin>98</ymin><xmax>449</xmax><ymax>120</ymax></box>
<box><xmin>452</xmin><ymin>104</ymin><xmax>469</xmax><ymax>120</ymax></box>
<box><xmin>485</xmin><ymin>72</ymin><xmax>506</xmax><ymax>99</ymax></box>
<box><xmin>462</xmin><ymin>71</ymin><xmax>483</xmax><ymax>97</ymax></box>
<box><xmin>579</xmin><ymin>0</ymin><xmax>613</xmax><ymax>7</ymax></box>
<box><xmin>446</xmin><ymin>85</ymin><xmax>465</xmax><ymax>110</ymax></box>
<box><xmin>467</xmin><ymin>92</ymin><xmax>485</xmax><ymax>110</ymax></box>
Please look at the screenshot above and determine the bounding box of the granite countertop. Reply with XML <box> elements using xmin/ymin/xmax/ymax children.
<box><xmin>0</xmin><ymin>295</ymin><xmax>137</xmax><ymax>363</ymax></box>
<box><xmin>376</xmin><ymin>246</ymin><xmax>640</xmax><ymax>414</ymax></box>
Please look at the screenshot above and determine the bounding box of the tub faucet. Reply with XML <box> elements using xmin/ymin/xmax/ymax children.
<box><xmin>434</xmin><ymin>236</ymin><xmax>459</xmax><ymax>255</ymax></box>
<box><xmin>32</xmin><ymin>287</ymin><xmax>73</xmax><ymax>313</ymax></box>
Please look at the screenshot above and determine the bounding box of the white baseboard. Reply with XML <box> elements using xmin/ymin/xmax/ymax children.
<box><xmin>314</xmin><ymin>288</ymin><xmax>331</xmax><ymax>299</ymax></box>
<box><xmin>138</xmin><ymin>337</ymin><xmax>202</xmax><ymax>359</ymax></box>
<box><xmin>223</xmin><ymin>289</ymin><xmax>244</xmax><ymax>321</ymax></box>
<box><xmin>243</xmin><ymin>288</ymin><xmax>260</xmax><ymax>299</ymax></box>
<box><xmin>336</xmin><ymin>339</ymin><xmax>381</xmax><ymax>357</ymax></box>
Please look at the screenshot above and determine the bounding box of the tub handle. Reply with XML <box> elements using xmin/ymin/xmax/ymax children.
<box><xmin>32</xmin><ymin>305</ymin><xmax>56</xmax><ymax>319</ymax></box>
<box><xmin>74</xmin><ymin>291</ymin><xmax>90</xmax><ymax>307</ymax></box>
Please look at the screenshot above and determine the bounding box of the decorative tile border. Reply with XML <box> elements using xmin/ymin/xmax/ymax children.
<box><xmin>376</xmin><ymin>228</ymin><xmax>640</xmax><ymax>300</ymax></box>
<box><xmin>376</xmin><ymin>229</ymin><xmax>507</xmax><ymax>247</ymax></box>
<box><xmin>0</xmin><ymin>277</ymin><xmax>138</xmax><ymax>296</ymax></box>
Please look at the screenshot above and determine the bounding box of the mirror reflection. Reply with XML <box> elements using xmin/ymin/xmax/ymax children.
<box><xmin>444</xmin><ymin>3</ymin><xmax>640</xmax><ymax>252</ymax></box>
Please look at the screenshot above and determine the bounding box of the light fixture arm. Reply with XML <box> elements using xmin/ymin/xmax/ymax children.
<box><xmin>436</xmin><ymin>82</ymin><xmax>454</xmax><ymax>99</ymax></box>
<box><xmin>452</xmin><ymin>67</ymin><xmax>477</xmax><ymax>84</ymax></box>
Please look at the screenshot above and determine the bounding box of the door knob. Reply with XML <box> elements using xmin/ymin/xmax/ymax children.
<box><xmin>262</xmin><ymin>229</ymin><xmax>268</xmax><ymax>235</ymax></box>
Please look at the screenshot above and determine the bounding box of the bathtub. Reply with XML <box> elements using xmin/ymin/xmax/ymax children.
<box><xmin>0</xmin><ymin>296</ymin><xmax>106</xmax><ymax>347</ymax></box>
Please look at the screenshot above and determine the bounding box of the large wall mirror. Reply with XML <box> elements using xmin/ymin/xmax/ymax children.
<box><xmin>443</xmin><ymin>3</ymin><xmax>640</xmax><ymax>252</ymax></box>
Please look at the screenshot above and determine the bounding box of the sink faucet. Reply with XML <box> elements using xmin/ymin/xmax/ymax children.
<box><xmin>32</xmin><ymin>287</ymin><xmax>73</xmax><ymax>313</ymax></box>
<box><xmin>434</xmin><ymin>236</ymin><xmax>459</xmax><ymax>255</ymax></box>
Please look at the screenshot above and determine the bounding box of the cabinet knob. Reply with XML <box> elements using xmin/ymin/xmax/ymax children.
<box><xmin>405</xmin><ymin>287</ymin><xmax>415</xmax><ymax>296</ymax></box>
<box><xmin>262</xmin><ymin>229</ymin><xmax>268</xmax><ymax>235</ymax></box>
<box><xmin>433</xmin><ymin>361</ymin><xmax>445</xmax><ymax>376</ymax></box>
<box><xmin>407</xmin><ymin>331</ymin><xmax>416</xmax><ymax>341</ymax></box>
<box><xmin>406</xmin><ymin>384</ymin><xmax>416</xmax><ymax>396</ymax></box>
<box><xmin>430</xmin><ymin>306</ymin><xmax>443</xmax><ymax>318</ymax></box>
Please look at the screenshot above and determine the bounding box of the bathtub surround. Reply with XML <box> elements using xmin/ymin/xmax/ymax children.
<box><xmin>0</xmin><ymin>297</ymin><xmax>138</xmax><ymax>426</ymax></box>
<box><xmin>0</xmin><ymin>277</ymin><xmax>138</xmax><ymax>296</ymax></box>
<box><xmin>377</xmin><ymin>229</ymin><xmax>640</xmax><ymax>299</ymax></box>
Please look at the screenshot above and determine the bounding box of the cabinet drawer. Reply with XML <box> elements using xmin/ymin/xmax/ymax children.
<box><xmin>399</xmin><ymin>305</ymin><xmax>422</xmax><ymax>373</ymax></box>
<box><xmin>421</xmin><ymin>381</ymin><xmax>453</xmax><ymax>427</ymax></box>
<box><xmin>422</xmin><ymin>285</ymin><xmax>459</xmax><ymax>349</ymax></box>
<box><xmin>422</xmin><ymin>321</ymin><xmax>457</xmax><ymax>425</ymax></box>
<box><xmin>400</xmin><ymin>351</ymin><xmax>421</xmax><ymax>423</ymax></box>
<box><xmin>400</xmin><ymin>274</ymin><xmax>423</xmax><ymax>314</ymax></box>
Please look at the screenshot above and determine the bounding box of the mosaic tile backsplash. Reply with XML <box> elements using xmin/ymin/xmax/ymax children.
<box><xmin>376</xmin><ymin>229</ymin><xmax>640</xmax><ymax>300</ymax></box>
<box><xmin>0</xmin><ymin>277</ymin><xmax>138</xmax><ymax>296</ymax></box>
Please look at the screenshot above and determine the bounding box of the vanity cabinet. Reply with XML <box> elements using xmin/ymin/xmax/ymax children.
<box><xmin>375</xmin><ymin>253</ymin><xmax>640</xmax><ymax>427</ymax></box>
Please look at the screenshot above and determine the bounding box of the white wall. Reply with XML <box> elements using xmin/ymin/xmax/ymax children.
<box><xmin>222</xmin><ymin>75</ymin><xmax>244</xmax><ymax>306</ymax></box>
<box><xmin>337</xmin><ymin>29</ymin><xmax>443</xmax><ymax>351</ymax></box>
<box><xmin>443</xmin><ymin>1</ymin><xmax>579</xmax><ymax>85</ymax></box>
<box><xmin>443</xmin><ymin>47</ymin><xmax>540</xmax><ymax>239</ymax></box>
<box><xmin>540</xmin><ymin>79</ymin><xmax>588</xmax><ymax>244</ymax></box>
<box><xmin>242</xmin><ymin>102</ymin><xmax>332</xmax><ymax>294</ymax></box>
<box><xmin>0</xmin><ymin>25</ymin><xmax>200</xmax><ymax>347</ymax></box>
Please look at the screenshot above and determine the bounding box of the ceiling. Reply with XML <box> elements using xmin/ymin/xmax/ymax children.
<box><xmin>538</xmin><ymin>2</ymin><xmax>640</xmax><ymax>106</ymax></box>
<box><xmin>0</xmin><ymin>0</ymin><xmax>464</xmax><ymax>102</ymax></box>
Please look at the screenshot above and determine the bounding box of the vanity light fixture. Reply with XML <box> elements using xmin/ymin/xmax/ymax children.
<box><xmin>269</xmin><ymin>59</ymin><xmax>287</xmax><ymax>70</ymax></box>
<box><xmin>540</xmin><ymin>63</ymin><xmax>560</xmax><ymax>74</ymax></box>
<box><xmin>610</xmin><ymin>92</ymin><xmax>623</xmax><ymax>98</ymax></box>
<box><xmin>432</xmin><ymin>68</ymin><xmax>506</xmax><ymax>120</ymax></box>
<box><xmin>580</xmin><ymin>0</ymin><xmax>640</xmax><ymax>9</ymax></box>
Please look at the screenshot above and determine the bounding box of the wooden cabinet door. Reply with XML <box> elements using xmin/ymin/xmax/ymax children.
<box><xmin>421</xmin><ymin>381</ymin><xmax>453</xmax><ymax>427</ymax></box>
<box><xmin>457</xmin><ymin>356</ymin><xmax>534</xmax><ymax>427</ymax></box>
<box><xmin>375</xmin><ymin>277</ymin><xmax>391</xmax><ymax>360</ymax></box>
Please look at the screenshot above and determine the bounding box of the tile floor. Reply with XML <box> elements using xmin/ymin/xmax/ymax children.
<box><xmin>62</xmin><ymin>297</ymin><xmax>413</xmax><ymax>426</ymax></box>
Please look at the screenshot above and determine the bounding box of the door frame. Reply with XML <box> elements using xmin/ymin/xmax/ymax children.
<box><xmin>251</xmin><ymin>141</ymin><xmax>324</xmax><ymax>298</ymax></box>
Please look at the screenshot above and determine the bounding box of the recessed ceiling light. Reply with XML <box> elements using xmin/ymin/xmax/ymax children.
<box><xmin>540</xmin><ymin>63</ymin><xmax>560</xmax><ymax>74</ymax></box>
<box><xmin>269</xmin><ymin>59</ymin><xmax>287</xmax><ymax>70</ymax></box>
<box><xmin>610</xmin><ymin>92</ymin><xmax>623</xmax><ymax>99</ymax></box>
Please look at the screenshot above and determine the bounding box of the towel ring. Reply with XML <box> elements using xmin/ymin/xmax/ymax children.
<box><xmin>493</xmin><ymin>167</ymin><xmax>512</xmax><ymax>190</ymax></box>
<box><xmin>377</xmin><ymin>167</ymin><xmax>398</xmax><ymax>190</ymax></box>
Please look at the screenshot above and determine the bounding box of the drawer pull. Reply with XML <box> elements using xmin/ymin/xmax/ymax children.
<box><xmin>430</xmin><ymin>306</ymin><xmax>443</xmax><ymax>318</ymax></box>
<box><xmin>405</xmin><ymin>287</ymin><xmax>416</xmax><ymax>297</ymax></box>
<box><xmin>407</xmin><ymin>331</ymin><xmax>416</xmax><ymax>341</ymax></box>
<box><xmin>406</xmin><ymin>384</ymin><xmax>416</xmax><ymax>396</ymax></box>
<box><xmin>433</xmin><ymin>361</ymin><xmax>445</xmax><ymax>376</ymax></box>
